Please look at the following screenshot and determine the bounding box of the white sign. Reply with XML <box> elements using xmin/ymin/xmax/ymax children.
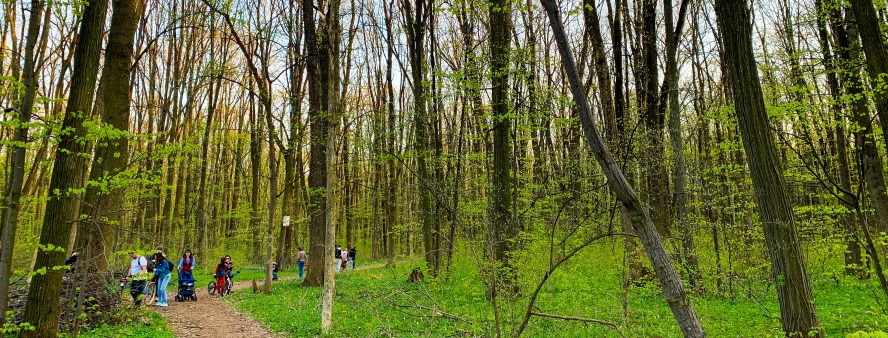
<box><xmin>283</xmin><ymin>216</ymin><xmax>291</xmax><ymax>227</ymax></box>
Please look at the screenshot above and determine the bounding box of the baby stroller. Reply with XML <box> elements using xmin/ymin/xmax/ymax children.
<box><xmin>175</xmin><ymin>270</ymin><xmax>198</xmax><ymax>301</ymax></box>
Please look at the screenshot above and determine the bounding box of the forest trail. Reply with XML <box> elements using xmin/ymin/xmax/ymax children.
<box><xmin>154</xmin><ymin>261</ymin><xmax>388</xmax><ymax>337</ymax></box>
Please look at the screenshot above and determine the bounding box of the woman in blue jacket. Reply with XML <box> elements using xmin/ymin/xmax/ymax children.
<box><xmin>153</xmin><ymin>253</ymin><xmax>173</xmax><ymax>307</ymax></box>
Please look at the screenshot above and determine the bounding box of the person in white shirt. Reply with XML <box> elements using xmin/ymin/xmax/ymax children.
<box><xmin>128</xmin><ymin>251</ymin><xmax>148</xmax><ymax>306</ymax></box>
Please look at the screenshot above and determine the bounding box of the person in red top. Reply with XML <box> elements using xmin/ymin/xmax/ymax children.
<box><xmin>177</xmin><ymin>249</ymin><xmax>195</xmax><ymax>272</ymax></box>
<box><xmin>214</xmin><ymin>255</ymin><xmax>233</xmax><ymax>294</ymax></box>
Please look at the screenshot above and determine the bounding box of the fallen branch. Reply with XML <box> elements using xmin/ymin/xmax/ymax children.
<box><xmin>530</xmin><ymin>312</ymin><xmax>626</xmax><ymax>338</ymax></box>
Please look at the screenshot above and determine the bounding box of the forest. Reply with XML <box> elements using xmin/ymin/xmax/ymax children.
<box><xmin>0</xmin><ymin>0</ymin><xmax>886</xmax><ymax>336</ymax></box>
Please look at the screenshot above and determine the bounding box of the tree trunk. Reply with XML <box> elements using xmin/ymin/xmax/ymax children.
<box><xmin>815</xmin><ymin>0</ymin><xmax>865</xmax><ymax>277</ymax></box>
<box><xmin>0</xmin><ymin>0</ymin><xmax>45</xmax><ymax>326</ymax></box>
<box><xmin>302</xmin><ymin>0</ymin><xmax>341</xmax><ymax>287</ymax></box>
<box><xmin>541</xmin><ymin>1</ymin><xmax>705</xmax><ymax>336</ymax></box>
<box><xmin>713</xmin><ymin>0</ymin><xmax>822</xmax><ymax>336</ymax></box>
<box><xmin>848</xmin><ymin>0</ymin><xmax>888</xmax><ymax>152</ymax></box>
<box><xmin>489</xmin><ymin>0</ymin><xmax>515</xmax><ymax>293</ymax></box>
<box><xmin>829</xmin><ymin>2</ymin><xmax>888</xmax><ymax>295</ymax></box>
<box><xmin>76</xmin><ymin>0</ymin><xmax>142</xmax><ymax>305</ymax></box>
<box><xmin>320</xmin><ymin>97</ymin><xmax>339</xmax><ymax>334</ymax></box>
<box><xmin>195</xmin><ymin>14</ymin><xmax>221</xmax><ymax>260</ymax></box>
<box><xmin>21</xmin><ymin>0</ymin><xmax>108</xmax><ymax>336</ymax></box>
<box><xmin>663</xmin><ymin>0</ymin><xmax>699</xmax><ymax>289</ymax></box>
<box><xmin>249</xmin><ymin>93</ymin><xmax>262</xmax><ymax>262</ymax></box>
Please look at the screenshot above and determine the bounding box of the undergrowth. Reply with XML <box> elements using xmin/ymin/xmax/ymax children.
<box><xmin>223</xmin><ymin>245</ymin><xmax>888</xmax><ymax>337</ymax></box>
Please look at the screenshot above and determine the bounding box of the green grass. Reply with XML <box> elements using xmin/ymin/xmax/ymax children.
<box><xmin>222</xmin><ymin>246</ymin><xmax>888</xmax><ymax>337</ymax></box>
<box><xmin>79</xmin><ymin>309</ymin><xmax>174</xmax><ymax>338</ymax></box>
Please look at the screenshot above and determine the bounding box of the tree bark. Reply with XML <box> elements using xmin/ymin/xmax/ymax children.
<box><xmin>713</xmin><ymin>0</ymin><xmax>822</xmax><ymax>336</ymax></box>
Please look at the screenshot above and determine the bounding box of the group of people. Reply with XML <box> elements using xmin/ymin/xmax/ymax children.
<box><xmin>334</xmin><ymin>244</ymin><xmax>357</xmax><ymax>272</ymax></box>
<box><xmin>124</xmin><ymin>244</ymin><xmax>355</xmax><ymax>307</ymax></box>
<box><xmin>287</xmin><ymin>245</ymin><xmax>355</xmax><ymax>276</ymax></box>
<box><xmin>127</xmin><ymin>246</ymin><xmax>230</xmax><ymax>307</ymax></box>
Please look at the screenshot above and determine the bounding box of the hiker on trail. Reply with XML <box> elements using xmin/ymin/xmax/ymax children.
<box><xmin>348</xmin><ymin>246</ymin><xmax>356</xmax><ymax>270</ymax></box>
<box><xmin>177</xmin><ymin>249</ymin><xmax>195</xmax><ymax>275</ymax></box>
<box><xmin>340</xmin><ymin>248</ymin><xmax>348</xmax><ymax>271</ymax></box>
<box><xmin>127</xmin><ymin>250</ymin><xmax>148</xmax><ymax>306</ymax></box>
<box><xmin>297</xmin><ymin>247</ymin><xmax>307</xmax><ymax>278</ymax></box>
<box><xmin>272</xmin><ymin>262</ymin><xmax>279</xmax><ymax>281</ymax></box>
<box><xmin>334</xmin><ymin>245</ymin><xmax>342</xmax><ymax>273</ymax></box>
<box><xmin>154</xmin><ymin>253</ymin><xmax>173</xmax><ymax>307</ymax></box>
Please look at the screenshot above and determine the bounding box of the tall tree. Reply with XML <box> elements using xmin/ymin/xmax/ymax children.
<box><xmin>21</xmin><ymin>0</ymin><xmax>109</xmax><ymax>336</ymax></box>
<box><xmin>662</xmin><ymin>0</ymin><xmax>698</xmax><ymax>288</ymax></box>
<box><xmin>0</xmin><ymin>0</ymin><xmax>46</xmax><ymax>326</ymax></box>
<box><xmin>489</xmin><ymin>0</ymin><xmax>514</xmax><ymax>292</ymax></box>
<box><xmin>77</xmin><ymin>0</ymin><xmax>142</xmax><ymax>295</ymax></box>
<box><xmin>713</xmin><ymin>0</ymin><xmax>822</xmax><ymax>336</ymax></box>
<box><xmin>402</xmin><ymin>0</ymin><xmax>438</xmax><ymax>274</ymax></box>
<box><xmin>303</xmin><ymin>0</ymin><xmax>342</xmax><ymax>287</ymax></box>
<box><xmin>828</xmin><ymin>1</ymin><xmax>888</xmax><ymax>295</ymax></box>
<box><xmin>639</xmin><ymin>0</ymin><xmax>671</xmax><ymax>236</ymax></box>
<box><xmin>814</xmin><ymin>0</ymin><xmax>865</xmax><ymax>277</ymax></box>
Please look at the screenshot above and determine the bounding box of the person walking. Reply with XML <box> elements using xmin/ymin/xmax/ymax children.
<box><xmin>145</xmin><ymin>245</ymin><xmax>163</xmax><ymax>296</ymax></box>
<box><xmin>153</xmin><ymin>253</ymin><xmax>173</xmax><ymax>307</ymax></box>
<box><xmin>272</xmin><ymin>262</ymin><xmax>279</xmax><ymax>281</ymax></box>
<box><xmin>348</xmin><ymin>246</ymin><xmax>356</xmax><ymax>270</ymax></box>
<box><xmin>334</xmin><ymin>245</ymin><xmax>342</xmax><ymax>273</ymax></box>
<box><xmin>340</xmin><ymin>247</ymin><xmax>349</xmax><ymax>272</ymax></box>
<box><xmin>127</xmin><ymin>250</ymin><xmax>148</xmax><ymax>306</ymax></box>
<box><xmin>297</xmin><ymin>247</ymin><xmax>307</xmax><ymax>278</ymax></box>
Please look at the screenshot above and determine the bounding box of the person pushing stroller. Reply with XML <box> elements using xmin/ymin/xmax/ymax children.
<box><xmin>176</xmin><ymin>249</ymin><xmax>197</xmax><ymax>301</ymax></box>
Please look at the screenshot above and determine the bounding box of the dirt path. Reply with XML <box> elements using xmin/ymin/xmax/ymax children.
<box><xmin>153</xmin><ymin>283</ymin><xmax>280</xmax><ymax>338</ymax></box>
<box><xmin>154</xmin><ymin>261</ymin><xmax>388</xmax><ymax>337</ymax></box>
